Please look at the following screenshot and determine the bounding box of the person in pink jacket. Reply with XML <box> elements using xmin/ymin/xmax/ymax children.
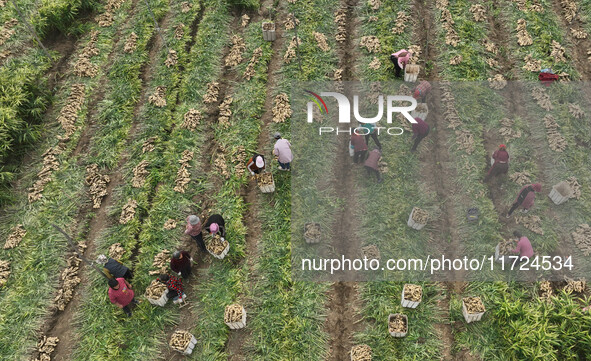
<box><xmin>390</xmin><ymin>49</ymin><xmax>412</xmax><ymax>78</ymax></box>
<box><xmin>364</xmin><ymin>148</ymin><xmax>383</xmax><ymax>183</ymax></box>
<box><xmin>507</xmin><ymin>183</ymin><xmax>542</xmax><ymax>217</ymax></box>
<box><xmin>108</xmin><ymin>277</ymin><xmax>139</xmax><ymax>317</ymax></box>
<box><xmin>273</xmin><ymin>132</ymin><xmax>293</xmax><ymax>171</ymax></box>
<box><xmin>512</xmin><ymin>231</ymin><xmax>534</xmax><ymax>259</ymax></box>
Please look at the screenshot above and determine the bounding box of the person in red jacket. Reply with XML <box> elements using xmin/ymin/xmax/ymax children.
<box><xmin>364</xmin><ymin>148</ymin><xmax>383</xmax><ymax>183</ymax></box>
<box><xmin>170</xmin><ymin>250</ymin><xmax>193</xmax><ymax>278</ymax></box>
<box><xmin>507</xmin><ymin>183</ymin><xmax>542</xmax><ymax>217</ymax></box>
<box><xmin>485</xmin><ymin>144</ymin><xmax>510</xmax><ymax>182</ymax></box>
<box><xmin>108</xmin><ymin>277</ymin><xmax>139</xmax><ymax>317</ymax></box>
<box><xmin>413</xmin><ymin>81</ymin><xmax>431</xmax><ymax>103</ymax></box>
<box><xmin>512</xmin><ymin>231</ymin><xmax>534</xmax><ymax>259</ymax></box>
<box><xmin>411</xmin><ymin>117</ymin><xmax>430</xmax><ymax>152</ymax></box>
<box><xmin>350</xmin><ymin>133</ymin><xmax>368</xmax><ymax>163</ymax></box>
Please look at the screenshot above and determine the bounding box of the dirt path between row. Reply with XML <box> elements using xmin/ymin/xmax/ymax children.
<box><xmin>411</xmin><ymin>0</ymin><xmax>467</xmax><ymax>359</ymax></box>
<box><xmin>323</xmin><ymin>0</ymin><xmax>365</xmax><ymax>360</ymax></box>
<box><xmin>225</xmin><ymin>3</ymin><xmax>286</xmax><ymax>360</ymax></box>
<box><xmin>38</xmin><ymin>2</ymin><xmax>175</xmax><ymax>359</ymax></box>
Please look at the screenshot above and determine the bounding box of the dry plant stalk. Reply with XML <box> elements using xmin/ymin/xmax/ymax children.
<box><xmin>145</xmin><ymin>279</ymin><xmax>168</xmax><ymax>299</ymax></box>
<box><xmin>285</xmin><ymin>14</ymin><xmax>300</xmax><ymax>31</ymax></box>
<box><xmin>131</xmin><ymin>160</ymin><xmax>149</xmax><ymax>188</ymax></box>
<box><xmin>85</xmin><ymin>164</ymin><xmax>110</xmax><ymax>208</ymax></box>
<box><xmin>204</xmin><ymin>82</ymin><xmax>220</xmax><ymax>103</ymax></box>
<box><xmin>450</xmin><ymin>55</ymin><xmax>463</xmax><ymax>65</ymax></box>
<box><xmin>0</xmin><ymin>260</ymin><xmax>9</xmax><ymax>286</ymax></box>
<box><xmin>388</xmin><ymin>314</ymin><xmax>407</xmax><ymax>333</ymax></box>
<box><xmin>515</xmin><ymin>215</ymin><xmax>544</xmax><ymax>235</ymax></box>
<box><xmin>516</xmin><ymin>19</ymin><xmax>533</xmax><ymax>46</ymax></box>
<box><xmin>149</xmin><ymin>249</ymin><xmax>170</xmax><ymax>275</ymax></box>
<box><xmin>412</xmin><ymin>207</ymin><xmax>429</xmax><ymax>224</ymax></box>
<box><xmin>218</xmin><ymin>95</ymin><xmax>233</xmax><ymax>128</ymax></box>
<box><xmin>488</xmin><ymin>74</ymin><xmax>507</xmax><ymax>89</ymax></box>
<box><xmin>58</xmin><ymin>84</ymin><xmax>86</xmax><ymax>139</ymax></box>
<box><xmin>403</xmin><ymin>284</ymin><xmax>422</xmax><ymax>302</ymax></box>
<box><xmin>284</xmin><ymin>36</ymin><xmax>302</xmax><ymax>63</ymax></box>
<box><xmin>314</xmin><ymin>32</ymin><xmax>330</xmax><ymax>52</ymax></box>
<box><xmin>436</xmin><ymin>0</ymin><xmax>448</xmax><ymax>10</ymax></box>
<box><xmin>244</xmin><ymin>47</ymin><xmax>263</xmax><ymax>80</ymax></box>
<box><xmin>124</xmin><ymin>32</ymin><xmax>138</xmax><ymax>53</ymax></box>
<box><xmin>571</xmin><ymin>28</ymin><xmax>588</xmax><ymax>39</ymax></box>
<box><xmin>531</xmin><ymin>87</ymin><xmax>553</xmax><ymax>111</ymax></box>
<box><xmin>143</xmin><ymin>136</ymin><xmax>157</xmax><ymax>153</ymax></box>
<box><xmin>241</xmin><ymin>14</ymin><xmax>250</xmax><ymax>27</ymax></box>
<box><xmin>350</xmin><ymin>344</ymin><xmax>372</xmax><ymax>361</ymax></box>
<box><xmin>119</xmin><ymin>199</ymin><xmax>138</xmax><ymax>224</ymax></box>
<box><xmin>361</xmin><ymin>245</ymin><xmax>380</xmax><ymax>260</ymax></box>
<box><xmin>568</xmin><ymin>104</ymin><xmax>585</xmax><ymax>119</ymax></box>
<box><xmin>174</xmin><ymin>24</ymin><xmax>185</xmax><ymax>40</ymax></box>
<box><xmin>108</xmin><ymin>243</ymin><xmax>125</xmax><ymax>260</ymax></box>
<box><xmin>165</xmin><ymin>50</ymin><xmax>178</xmax><ymax>68</ymax></box>
<box><xmin>148</xmin><ymin>86</ymin><xmax>167</xmax><ymax>108</ymax></box>
<box><xmin>560</xmin><ymin>0</ymin><xmax>577</xmax><ymax>23</ymax></box>
<box><xmin>572</xmin><ymin>224</ymin><xmax>591</xmax><ymax>256</ymax></box>
<box><xmin>180</xmin><ymin>1</ymin><xmax>191</xmax><ymax>12</ymax></box>
<box><xmin>272</xmin><ymin>93</ymin><xmax>292</xmax><ymax>123</ymax></box>
<box><xmin>255</xmin><ymin>172</ymin><xmax>274</xmax><ymax>186</ymax></box>
<box><xmin>455</xmin><ymin>129</ymin><xmax>475</xmax><ymax>154</ymax></box>
<box><xmin>470</xmin><ymin>4</ymin><xmax>486</xmax><ymax>22</ymax></box>
<box><xmin>539</xmin><ymin>280</ymin><xmax>553</xmax><ymax>299</ymax></box>
<box><xmin>463</xmin><ymin>297</ymin><xmax>485</xmax><ymax>313</ymax></box>
<box><xmin>169</xmin><ymin>330</ymin><xmax>193</xmax><ymax>351</ymax></box>
<box><xmin>28</xmin><ymin>145</ymin><xmax>66</xmax><ymax>203</ymax></box>
<box><xmin>182</xmin><ymin>109</ymin><xmax>202</xmax><ymax>131</ymax></box>
<box><xmin>544</xmin><ymin>115</ymin><xmax>566</xmax><ymax>152</ymax></box>
<box><xmin>564</xmin><ymin>277</ymin><xmax>586</xmax><ymax>293</ymax></box>
<box><xmin>232</xmin><ymin>146</ymin><xmax>248</xmax><ymax>177</ymax></box>
<box><xmin>34</xmin><ymin>335</ymin><xmax>59</xmax><ymax>361</ymax></box>
<box><xmin>368</xmin><ymin>0</ymin><xmax>380</xmax><ymax>9</ymax></box>
<box><xmin>550</xmin><ymin>41</ymin><xmax>566</xmax><ymax>63</ymax></box>
<box><xmin>499</xmin><ymin>118</ymin><xmax>522</xmax><ymax>140</ymax></box>
<box><xmin>164</xmin><ymin>219</ymin><xmax>177</xmax><ymax>230</ymax></box>
<box><xmin>304</xmin><ymin>223</ymin><xmax>321</xmax><ymax>241</ymax></box>
<box><xmin>55</xmin><ymin>243</ymin><xmax>86</xmax><ymax>311</ymax></box>
<box><xmin>225</xmin><ymin>35</ymin><xmax>246</xmax><ymax>67</ymax></box>
<box><xmin>224</xmin><ymin>304</ymin><xmax>244</xmax><ymax>323</ymax></box>
<box><xmin>334</xmin><ymin>9</ymin><xmax>346</xmax><ymax>42</ymax></box>
<box><xmin>4</xmin><ymin>224</ymin><xmax>26</xmax><ymax>249</ymax></box>
<box><xmin>360</xmin><ymin>36</ymin><xmax>381</xmax><ymax>53</ymax></box>
<box><xmin>392</xmin><ymin>11</ymin><xmax>410</xmax><ymax>34</ymax></box>
<box><xmin>509</xmin><ymin>171</ymin><xmax>531</xmax><ymax>185</ymax></box>
<box><xmin>174</xmin><ymin>150</ymin><xmax>194</xmax><ymax>193</ymax></box>
<box><xmin>369</xmin><ymin>57</ymin><xmax>381</xmax><ymax>70</ymax></box>
<box><xmin>214</xmin><ymin>151</ymin><xmax>230</xmax><ymax>179</ymax></box>
<box><xmin>482</xmin><ymin>38</ymin><xmax>498</xmax><ymax>54</ymax></box>
<box><xmin>523</xmin><ymin>54</ymin><xmax>541</xmax><ymax>72</ymax></box>
<box><xmin>567</xmin><ymin>176</ymin><xmax>581</xmax><ymax>199</ymax></box>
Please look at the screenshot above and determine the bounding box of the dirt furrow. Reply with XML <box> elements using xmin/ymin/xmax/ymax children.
<box><xmin>324</xmin><ymin>0</ymin><xmax>364</xmax><ymax>359</ymax></box>
<box><xmin>412</xmin><ymin>0</ymin><xmax>463</xmax><ymax>359</ymax></box>
<box><xmin>37</xmin><ymin>4</ymin><xmax>174</xmax><ymax>360</ymax></box>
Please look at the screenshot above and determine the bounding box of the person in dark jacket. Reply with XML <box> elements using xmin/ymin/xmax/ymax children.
<box><xmin>350</xmin><ymin>133</ymin><xmax>368</xmax><ymax>163</ymax></box>
<box><xmin>485</xmin><ymin>144</ymin><xmax>510</xmax><ymax>182</ymax></box>
<box><xmin>364</xmin><ymin>148</ymin><xmax>383</xmax><ymax>183</ymax></box>
<box><xmin>158</xmin><ymin>274</ymin><xmax>186</xmax><ymax>304</ymax></box>
<box><xmin>246</xmin><ymin>154</ymin><xmax>265</xmax><ymax>175</ymax></box>
<box><xmin>96</xmin><ymin>254</ymin><xmax>133</xmax><ymax>280</ymax></box>
<box><xmin>204</xmin><ymin>214</ymin><xmax>226</xmax><ymax>238</ymax></box>
<box><xmin>170</xmin><ymin>250</ymin><xmax>193</xmax><ymax>278</ymax></box>
<box><xmin>507</xmin><ymin>183</ymin><xmax>542</xmax><ymax>217</ymax></box>
<box><xmin>411</xmin><ymin>117</ymin><xmax>430</xmax><ymax>152</ymax></box>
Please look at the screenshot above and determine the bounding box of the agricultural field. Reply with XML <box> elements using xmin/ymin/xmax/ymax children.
<box><xmin>1</xmin><ymin>0</ymin><xmax>591</xmax><ymax>360</ymax></box>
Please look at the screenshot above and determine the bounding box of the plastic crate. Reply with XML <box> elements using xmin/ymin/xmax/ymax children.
<box><xmin>407</xmin><ymin>207</ymin><xmax>426</xmax><ymax>230</ymax></box>
<box><xmin>401</xmin><ymin>284</ymin><xmax>422</xmax><ymax>308</ymax></box>
<box><xmin>225</xmin><ymin>306</ymin><xmax>247</xmax><ymax>329</ymax></box>
<box><xmin>262</xmin><ymin>22</ymin><xmax>276</xmax><ymax>41</ymax></box>
<box><xmin>388</xmin><ymin>314</ymin><xmax>408</xmax><ymax>337</ymax></box>
<box><xmin>462</xmin><ymin>300</ymin><xmax>485</xmax><ymax>323</ymax></box>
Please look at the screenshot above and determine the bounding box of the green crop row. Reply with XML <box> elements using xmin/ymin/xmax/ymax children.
<box><xmin>0</xmin><ymin>0</ymin><xmax>158</xmax><ymax>359</ymax></box>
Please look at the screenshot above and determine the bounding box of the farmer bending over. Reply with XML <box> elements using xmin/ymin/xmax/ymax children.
<box><xmin>411</xmin><ymin>117</ymin><xmax>430</xmax><ymax>152</ymax></box>
<box><xmin>390</xmin><ymin>49</ymin><xmax>411</xmax><ymax>78</ymax></box>
<box><xmin>507</xmin><ymin>183</ymin><xmax>542</xmax><ymax>218</ymax></box>
<box><xmin>246</xmin><ymin>154</ymin><xmax>265</xmax><ymax>175</ymax></box>
<box><xmin>108</xmin><ymin>277</ymin><xmax>139</xmax><ymax>317</ymax></box>
<box><xmin>350</xmin><ymin>133</ymin><xmax>368</xmax><ymax>164</ymax></box>
<box><xmin>512</xmin><ymin>231</ymin><xmax>534</xmax><ymax>260</ymax></box>
<box><xmin>96</xmin><ymin>254</ymin><xmax>133</xmax><ymax>281</ymax></box>
<box><xmin>273</xmin><ymin>132</ymin><xmax>293</xmax><ymax>171</ymax></box>
<box><xmin>204</xmin><ymin>214</ymin><xmax>226</xmax><ymax>238</ymax></box>
<box><xmin>170</xmin><ymin>250</ymin><xmax>193</xmax><ymax>279</ymax></box>
<box><xmin>364</xmin><ymin>148</ymin><xmax>383</xmax><ymax>183</ymax></box>
<box><xmin>158</xmin><ymin>274</ymin><xmax>186</xmax><ymax>304</ymax></box>
<box><xmin>485</xmin><ymin>144</ymin><xmax>509</xmax><ymax>182</ymax></box>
